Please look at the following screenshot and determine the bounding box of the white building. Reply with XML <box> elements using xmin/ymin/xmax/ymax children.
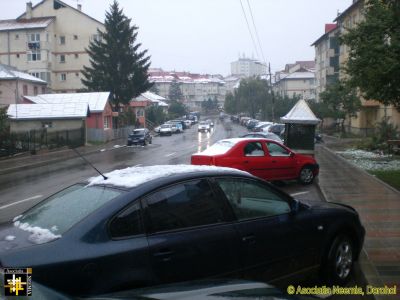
<box><xmin>274</xmin><ymin>61</ymin><xmax>316</xmax><ymax>101</ymax></box>
<box><xmin>0</xmin><ymin>0</ymin><xmax>104</xmax><ymax>93</ymax></box>
<box><xmin>231</xmin><ymin>56</ymin><xmax>266</xmax><ymax>78</ymax></box>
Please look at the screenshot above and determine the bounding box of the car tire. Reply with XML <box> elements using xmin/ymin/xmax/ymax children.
<box><xmin>298</xmin><ymin>166</ymin><xmax>314</xmax><ymax>185</ymax></box>
<box><xmin>321</xmin><ymin>234</ymin><xmax>354</xmax><ymax>285</ymax></box>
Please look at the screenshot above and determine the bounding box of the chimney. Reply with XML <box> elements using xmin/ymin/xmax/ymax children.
<box><xmin>77</xmin><ymin>4</ymin><xmax>82</xmax><ymax>11</ymax></box>
<box><xmin>26</xmin><ymin>2</ymin><xmax>33</xmax><ymax>19</ymax></box>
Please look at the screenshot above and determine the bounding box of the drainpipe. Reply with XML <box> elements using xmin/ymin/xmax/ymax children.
<box><xmin>7</xmin><ymin>31</ymin><xmax>10</xmax><ymax>65</ymax></box>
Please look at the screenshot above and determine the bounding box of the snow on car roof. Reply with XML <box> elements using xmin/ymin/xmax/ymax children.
<box><xmin>88</xmin><ymin>165</ymin><xmax>248</xmax><ymax>188</ymax></box>
<box><xmin>196</xmin><ymin>138</ymin><xmax>243</xmax><ymax>156</ymax></box>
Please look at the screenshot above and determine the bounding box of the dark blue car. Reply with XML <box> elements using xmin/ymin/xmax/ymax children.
<box><xmin>0</xmin><ymin>165</ymin><xmax>365</xmax><ymax>296</ymax></box>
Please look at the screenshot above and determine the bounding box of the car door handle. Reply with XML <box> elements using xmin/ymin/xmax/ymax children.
<box><xmin>153</xmin><ymin>249</ymin><xmax>174</xmax><ymax>262</ymax></box>
<box><xmin>242</xmin><ymin>235</ymin><xmax>255</xmax><ymax>243</ymax></box>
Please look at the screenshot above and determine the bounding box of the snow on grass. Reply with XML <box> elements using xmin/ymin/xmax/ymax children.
<box><xmin>14</xmin><ymin>221</ymin><xmax>61</xmax><ymax>244</ymax></box>
<box><xmin>5</xmin><ymin>235</ymin><xmax>15</xmax><ymax>241</ymax></box>
<box><xmin>88</xmin><ymin>164</ymin><xmax>249</xmax><ymax>188</ymax></box>
<box><xmin>337</xmin><ymin>149</ymin><xmax>400</xmax><ymax>171</ymax></box>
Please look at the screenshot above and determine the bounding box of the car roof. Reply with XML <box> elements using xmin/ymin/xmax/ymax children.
<box><xmin>87</xmin><ymin>165</ymin><xmax>251</xmax><ymax>189</ymax></box>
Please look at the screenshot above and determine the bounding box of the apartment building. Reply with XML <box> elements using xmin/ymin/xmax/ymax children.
<box><xmin>334</xmin><ymin>0</ymin><xmax>400</xmax><ymax>135</ymax></box>
<box><xmin>273</xmin><ymin>61</ymin><xmax>316</xmax><ymax>101</ymax></box>
<box><xmin>231</xmin><ymin>56</ymin><xmax>266</xmax><ymax>78</ymax></box>
<box><xmin>311</xmin><ymin>24</ymin><xmax>340</xmax><ymax>102</ymax></box>
<box><xmin>149</xmin><ymin>69</ymin><xmax>226</xmax><ymax>110</ymax></box>
<box><xmin>0</xmin><ymin>0</ymin><xmax>104</xmax><ymax>93</ymax></box>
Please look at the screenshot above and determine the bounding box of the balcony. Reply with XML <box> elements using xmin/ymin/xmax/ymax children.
<box><xmin>27</xmin><ymin>41</ymin><xmax>40</xmax><ymax>50</ymax></box>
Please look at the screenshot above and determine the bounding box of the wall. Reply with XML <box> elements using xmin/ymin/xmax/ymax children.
<box><xmin>0</xmin><ymin>79</ymin><xmax>47</xmax><ymax>108</ymax></box>
<box><xmin>10</xmin><ymin>118</ymin><xmax>84</xmax><ymax>132</ymax></box>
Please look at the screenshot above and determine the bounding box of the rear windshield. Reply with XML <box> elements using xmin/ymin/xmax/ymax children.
<box><xmin>131</xmin><ymin>130</ymin><xmax>145</xmax><ymax>136</ymax></box>
<box><xmin>200</xmin><ymin>140</ymin><xmax>238</xmax><ymax>155</ymax></box>
<box><xmin>15</xmin><ymin>184</ymin><xmax>123</xmax><ymax>236</ymax></box>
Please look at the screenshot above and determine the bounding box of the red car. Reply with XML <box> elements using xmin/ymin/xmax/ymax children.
<box><xmin>191</xmin><ymin>138</ymin><xmax>319</xmax><ymax>184</ymax></box>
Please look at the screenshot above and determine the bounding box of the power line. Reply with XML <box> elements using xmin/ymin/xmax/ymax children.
<box><xmin>238</xmin><ymin>0</ymin><xmax>260</xmax><ymax>60</ymax></box>
<box><xmin>246</xmin><ymin>0</ymin><xmax>266</xmax><ymax>65</ymax></box>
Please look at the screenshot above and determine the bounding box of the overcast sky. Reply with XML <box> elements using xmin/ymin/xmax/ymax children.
<box><xmin>1</xmin><ymin>0</ymin><xmax>352</xmax><ymax>75</ymax></box>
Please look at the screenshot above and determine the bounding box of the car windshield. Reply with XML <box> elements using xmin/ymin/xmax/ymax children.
<box><xmin>130</xmin><ymin>130</ymin><xmax>144</xmax><ymax>137</ymax></box>
<box><xmin>200</xmin><ymin>139</ymin><xmax>239</xmax><ymax>155</ymax></box>
<box><xmin>199</xmin><ymin>121</ymin><xmax>208</xmax><ymax>125</ymax></box>
<box><xmin>15</xmin><ymin>184</ymin><xmax>123</xmax><ymax>236</ymax></box>
<box><xmin>161</xmin><ymin>124</ymin><xmax>171</xmax><ymax>128</ymax></box>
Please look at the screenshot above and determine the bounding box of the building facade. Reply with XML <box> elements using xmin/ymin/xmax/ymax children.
<box><xmin>149</xmin><ymin>69</ymin><xmax>226</xmax><ymax>110</ymax></box>
<box><xmin>0</xmin><ymin>63</ymin><xmax>47</xmax><ymax>108</ymax></box>
<box><xmin>333</xmin><ymin>0</ymin><xmax>400</xmax><ymax>135</ymax></box>
<box><xmin>231</xmin><ymin>56</ymin><xmax>266</xmax><ymax>78</ymax></box>
<box><xmin>0</xmin><ymin>0</ymin><xmax>104</xmax><ymax>93</ymax></box>
<box><xmin>311</xmin><ymin>24</ymin><xmax>340</xmax><ymax>102</ymax></box>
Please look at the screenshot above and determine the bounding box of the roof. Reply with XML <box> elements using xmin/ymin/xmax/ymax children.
<box><xmin>0</xmin><ymin>17</ymin><xmax>54</xmax><ymax>32</ymax></box>
<box><xmin>277</xmin><ymin>72</ymin><xmax>315</xmax><ymax>81</ymax></box>
<box><xmin>334</xmin><ymin>0</ymin><xmax>363</xmax><ymax>22</ymax></box>
<box><xmin>137</xmin><ymin>91</ymin><xmax>168</xmax><ymax>107</ymax></box>
<box><xmin>280</xmin><ymin>99</ymin><xmax>320</xmax><ymax>125</ymax></box>
<box><xmin>17</xmin><ymin>0</ymin><xmax>103</xmax><ymax>26</ymax></box>
<box><xmin>24</xmin><ymin>92</ymin><xmax>110</xmax><ymax>112</ymax></box>
<box><xmin>311</xmin><ymin>24</ymin><xmax>338</xmax><ymax>46</ymax></box>
<box><xmin>7</xmin><ymin>103</ymin><xmax>89</xmax><ymax>120</ymax></box>
<box><xmin>0</xmin><ymin>64</ymin><xmax>47</xmax><ymax>84</ymax></box>
<box><xmin>88</xmin><ymin>165</ymin><xmax>249</xmax><ymax>188</ymax></box>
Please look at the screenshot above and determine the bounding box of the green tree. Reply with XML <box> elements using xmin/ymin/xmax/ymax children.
<box><xmin>168</xmin><ymin>100</ymin><xmax>187</xmax><ymax>119</ymax></box>
<box><xmin>146</xmin><ymin>105</ymin><xmax>166</xmax><ymax>125</ymax></box>
<box><xmin>81</xmin><ymin>0</ymin><xmax>152</xmax><ymax>108</ymax></box>
<box><xmin>320</xmin><ymin>81</ymin><xmax>361</xmax><ymax>131</ymax></box>
<box><xmin>149</xmin><ymin>84</ymin><xmax>160</xmax><ymax>95</ymax></box>
<box><xmin>168</xmin><ymin>79</ymin><xmax>184</xmax><ymax>101</ymax></box>
<box><xmin>341</xmin><ymin>0</ymin><xmax>400</xmax><ymax>107</ymax></box>
<box><xmin>118</xmin><ymin>106</ymin><xmax>136</xmax><ymax>127</ymax></box>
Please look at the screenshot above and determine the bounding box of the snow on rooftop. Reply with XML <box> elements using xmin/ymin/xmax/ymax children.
<box><xmin>88</xmin><ymin>164</ymin><xmax>248</xmax><ymax>188</ymax></box>
<box><xmin>7</xmin><ymin>103</ymin><xmax>89</xmax><ymax>120</ymax></box>
<box><xmin>137</xmin><ymin>91</ymin><xmax>168</xmax><ymax>106</ymax></box>
<box><xmin>24</xmin><ymin>92</ymin><xmax>109</xmax><ymax>112</ymax></box>
<box><xmin>281</xmin><ymin>99</ymin><xmax>320</xmax><ymax>125</ymax></box>
<box><xmin>0</xmin><ymin>64</ymin><xmax>47</xmax><ymax>83</ymax></box>
<box><xmin>0</xmin><ymin>17</ymin><xmax>54</xmax><ymax>32</ymax></box>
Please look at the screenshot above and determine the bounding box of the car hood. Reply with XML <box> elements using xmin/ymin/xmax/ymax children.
<box><xmin>300</xmin><ymin>200</ymin><xmax>357</xmax><ymax>214</ymax></box>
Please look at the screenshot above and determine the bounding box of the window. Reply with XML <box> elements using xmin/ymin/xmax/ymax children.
<box><xmin>60</xmin><ymin>73</ymin><xmax>66</xmax><ymax>81</ymax></box>
<box><xmin>244</xmin><ymin>142</ymin><xmax>265</xmax><ymax>156</ymax></box>
<box><xmin>42</xmin><ymin>121</ymin><xmax>52</xmax><ymax>128</ymax></box>
<box><xmin>59</xmin><ymin>54</ymin><xmax>65</xmax><ymax>63</ymax></box>
<box><xmin>75</xmin><ymin>73</ymin><xmax>79</xmax><ymax>77</ymax></box>
<box><xmin>110</xmin><ymin>201</ymin><xmax>143</xmax><ymax>238</ymax></box>
<box><xmin>29</xmin><ymin>72</ymin><xmax>40</xmax><ymax>78</ymax></box>
<box><xmin>27</xmin><ymin>50</ymin><xmax>41</xmax><ymax>61</ymax></box>
<box><xmin>15</xmin><ymin>34</ymin><xmax>19</xmax><ymax>40</ymax></box>
<box><xmin>74</xmin><ymin>53</ymin><xmax>79</xmax><ymax>58</ymax></box>
<box><xmin>136</xmin><ymin>108</ymin><xmax>144</xmax><ymax>117</ymax></box>
<box><xmin>41</xmin><ymin>86</ymin><xmax>46</xmax><ymax>94</ymax></box>
<box><xmin>73</xmin><ymin>35</ymin><xmax>78</xmax><ymax>40</ymax></box>
<box><xmin>28</xmin><ymin>33</ymin><xmax>40</xmax><ymax>42</ymax></box>
<box><xmin>104</xmin><ymin>117</ymin><xmax>110</xmax><ymax>129</ymax></box>
<box><xmin>91</xmin><ymin>34</ymin><xmax>101</xmax><ymax>42</ymax></box>
<box><xmin>16</xmin><ymin>54</ymin><xmax>20</xmax><ymax>58</ymax></box>
<box><xmin>59</xmin><ymin>36</ymin><xmax>65</xmax><ymax>45</ymax></box>
<box><xmin>33</xmin><ymin>86</ymin><xmax>38</xmax><ymax>95</ymax></box>
<box><xmin>144</xmin><ymin>179</ymin><xmax>226</xmax><ymax>232</ymax></box>
<box><xmin>266</xmin><ymin>142</ymin><xmax>290</xmax><ymax>156</ymax></box>
<box><xmin>23</xmin><ymin>85</ymin><xmax>28</xmax><ymax>95</ymax></box>
<box><xmin>216</xmin><ymin>178</ymin><xmax>291</xmax><ymax>220</ymax></box>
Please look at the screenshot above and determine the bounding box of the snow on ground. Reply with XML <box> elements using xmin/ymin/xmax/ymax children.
<box><xmin>337</xmin><ymin>149</ymin><xmax>400</xmax><ymax>171</ymax></box>
<box><xmin>5</xmin><ymin>235</ymin><xmax>15</xmax><ymax>241</ymax></box>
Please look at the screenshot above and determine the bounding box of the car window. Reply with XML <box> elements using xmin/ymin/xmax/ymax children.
<box><xmin>16</xmin><ymin>184</ymin><xmax>123</xmax><ymax>235</ymax></box>
<box><xmin>243</xmin><ymin>142</ymin><xmax>265</xmax><ymax>156</ymax></box>
<box><xmin>144</xmin><ymin>179</ymin><xmax>226</xmax><ymax>233</ymax></box>
<box><xmin>215</xmin><ymin>178</ymin><xmax>290</xmax><ymax>220</ymax></box>
<box><xmin>110</xmin><ymin>201</ymin><xmax>143</xmax><ymax>238</ymax></box>
<box><xmin>266</xmin><ymin>142</ymin><xmax>290</xmax><ymax>156</ymax></box>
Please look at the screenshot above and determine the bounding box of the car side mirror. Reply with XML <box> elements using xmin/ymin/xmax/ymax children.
<box><xmin>290</xmin><ymin>152</ymin><xmax>295</xmax><ymax>157</ymax></box>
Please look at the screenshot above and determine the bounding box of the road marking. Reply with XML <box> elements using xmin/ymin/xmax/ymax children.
<box><xmin>165</xmin><ymin>152</ymin><xmax>176</xmax><ymax>157</ymax></box>
<box><xmin>0</xmin><ymin>195</ymin><xmax>43</xmax><ymax>210</ymax></box>
<box><xmin>290</xmin><ymin>191</ymin><xmax>309</xmax><ymax>196</ymax></box>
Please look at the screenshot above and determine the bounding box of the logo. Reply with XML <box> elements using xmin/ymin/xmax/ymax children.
<box><xmin>3</xmin><ymin>268</ymin><xmax>32</xmax><ymax>296</ymax></box>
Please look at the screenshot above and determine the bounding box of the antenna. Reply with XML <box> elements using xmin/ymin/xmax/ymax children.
<box><xmin>71</xmin><ymin>147</ymin><xmax>108</xmax><ymax>180</ymax></box>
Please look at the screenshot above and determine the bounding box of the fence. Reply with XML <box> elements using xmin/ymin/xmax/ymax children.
<box><xmin>0</xmin><ymin>128</ymin><xmax>85</xmax><ymax>157</ymax></box>
<box><xmin>87</xmin><ymin>126</ymin><xmax>135</xmax><ymax>142</ymax></box>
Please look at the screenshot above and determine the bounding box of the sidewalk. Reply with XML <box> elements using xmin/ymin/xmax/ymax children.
<box><xmin>0</xmin><ymin>138</ymin><xmax>126</xmax><ymax>175</ymax></box>
<box><xmin>316</xmin><ymin>143</ymin><xmax>400</xmax><ymax>300</ymax></box>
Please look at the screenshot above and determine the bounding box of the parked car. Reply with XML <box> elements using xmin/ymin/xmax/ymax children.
<box><xmin>0</xmin><ymin>165</ymin><xmax>364</xmax><ymax>296</ymax></box>
<box><xmin>127</xmin><ymin>128</ymin><xmax>152</xmax><ymax>146</ymax></box>
<box><xmin>265</xmin><ymin>123</ymin><xmax>285</xmax><ymax>136</ymax></box>
<box><xmin>246</xmin><ymin>119</ymin><xmax>259</xmax><ymax>130</ymax></box>
<box><xmin>191</xmin><ymin>138</ymin><xmax>319</xmax><ymax>184</ymax></box>
<box><xmin>183</xmin><ymin>120</ymin><xmax>192</xmax><ymax>128</ymax></box>
<box><xmin>159</xmin><ymin>124</ymin><xmax>173</xmax><ymax>136</ymax></box>
<box><xmin>241</xmin><ymin>132</ymin><xmax>283</xmax><ymax>143</ymax></box>
<box><xmin>206</xmin><ymin>119</ymin><xmax>214</xmax><ymax>127</ymax></box>
<box><xmin>198</xmin><ymin>121</ymin><xmax>211</xmax><ymax>132</ymax></box>
<box><xmin>252</xmin><ymin>122</ymin><xmax>273</xmax><ymax>132</ymax></box>
<box><xmin>167</xmin><ymin>121</ymin><xmax>183</xmax><ymax>133</ymax></box>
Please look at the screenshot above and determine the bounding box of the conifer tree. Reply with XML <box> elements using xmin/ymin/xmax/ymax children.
<box><xmin>168</xmin><ymin>79</ymin><xmax>184</xmax><ymax>101</ymax></box>
<box><xmin>82</xmin><ymin>1</ymin><xmax>152</xmax><ymax>107</ymax></box>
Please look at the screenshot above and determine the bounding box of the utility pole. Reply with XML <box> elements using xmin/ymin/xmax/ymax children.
<box><xmin>268</xmin><ymin>63</ymin><xmax>275</xmax><ymax>121</ymax></box>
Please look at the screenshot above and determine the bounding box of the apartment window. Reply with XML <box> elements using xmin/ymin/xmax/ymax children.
<box><xmin>28</xmin><ymin>33</ymin><xmax>40</xmax><ymax>42</ymax></box>
<box><xmin>42</xmin><ymin>121</ymin><xmax>53</xmax><ymax>128</ymax></box>
<box><xmin>60</xmin><ymin>54</ymin><xmax>66</xmax><ymax>63</ymax></box>
<box><xmin>75</xmin><ymin>73</ymin><xmax>79</xmax><ymax>77</ymax></box>
<box><xmin>73</xmin><ymin>35</ymin><xmax>78</xmax><ymax>40</ymax></box>
<box><xmin>59</xmin><ymin>36</ymin><xmax>66</xmax><ymax>45</ymax></box>
<box><xmin>91</xmin><ymin>34</ymin><xmax>101</xmax><ymax>42</ymax></box>
<box><xmin>27</xmin><ymin>50</ymin><xmax>41</xmax><ymax>61</ymax></box>
<box><xmin>104</xmin><ymin>117</ymin><xmax>110</xmax><ymax>129</ymax></box>
<box><xmin>23</xmin><ymin>85</ymin><xmax>28</xmax><ymax>95</ymax></box>
<box><xmin>74</xmin><ymin>53</ymin><xmax>79</xmax><ymax>58</ymax></box>
<box><xmin>16</xmin><ymin>54</ymin><xmax>20</xmax><ymax>58</ymax></box>
<box><xmin>60</xmin><ymin>73</ymin><xmax>67</xmax><ymax>81</ymax></box>
<box><xmin>41</xmin><ymin>86</ymin><xmax>46</xmax><ymax>93</ymax></box>
<box><xmin>34</xmin><ymin>86</ymin><xmax>38</xmax><ymax>95</ymax></box>
<box><xmin>15</xmin><ymin>34</ymin><xmax>19</xmax><ymax>40</ymax></box>
<box><xmin>30</xmin><ymin>72</ymin><xmax>40</xmax><ymax>78</ymax></box>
